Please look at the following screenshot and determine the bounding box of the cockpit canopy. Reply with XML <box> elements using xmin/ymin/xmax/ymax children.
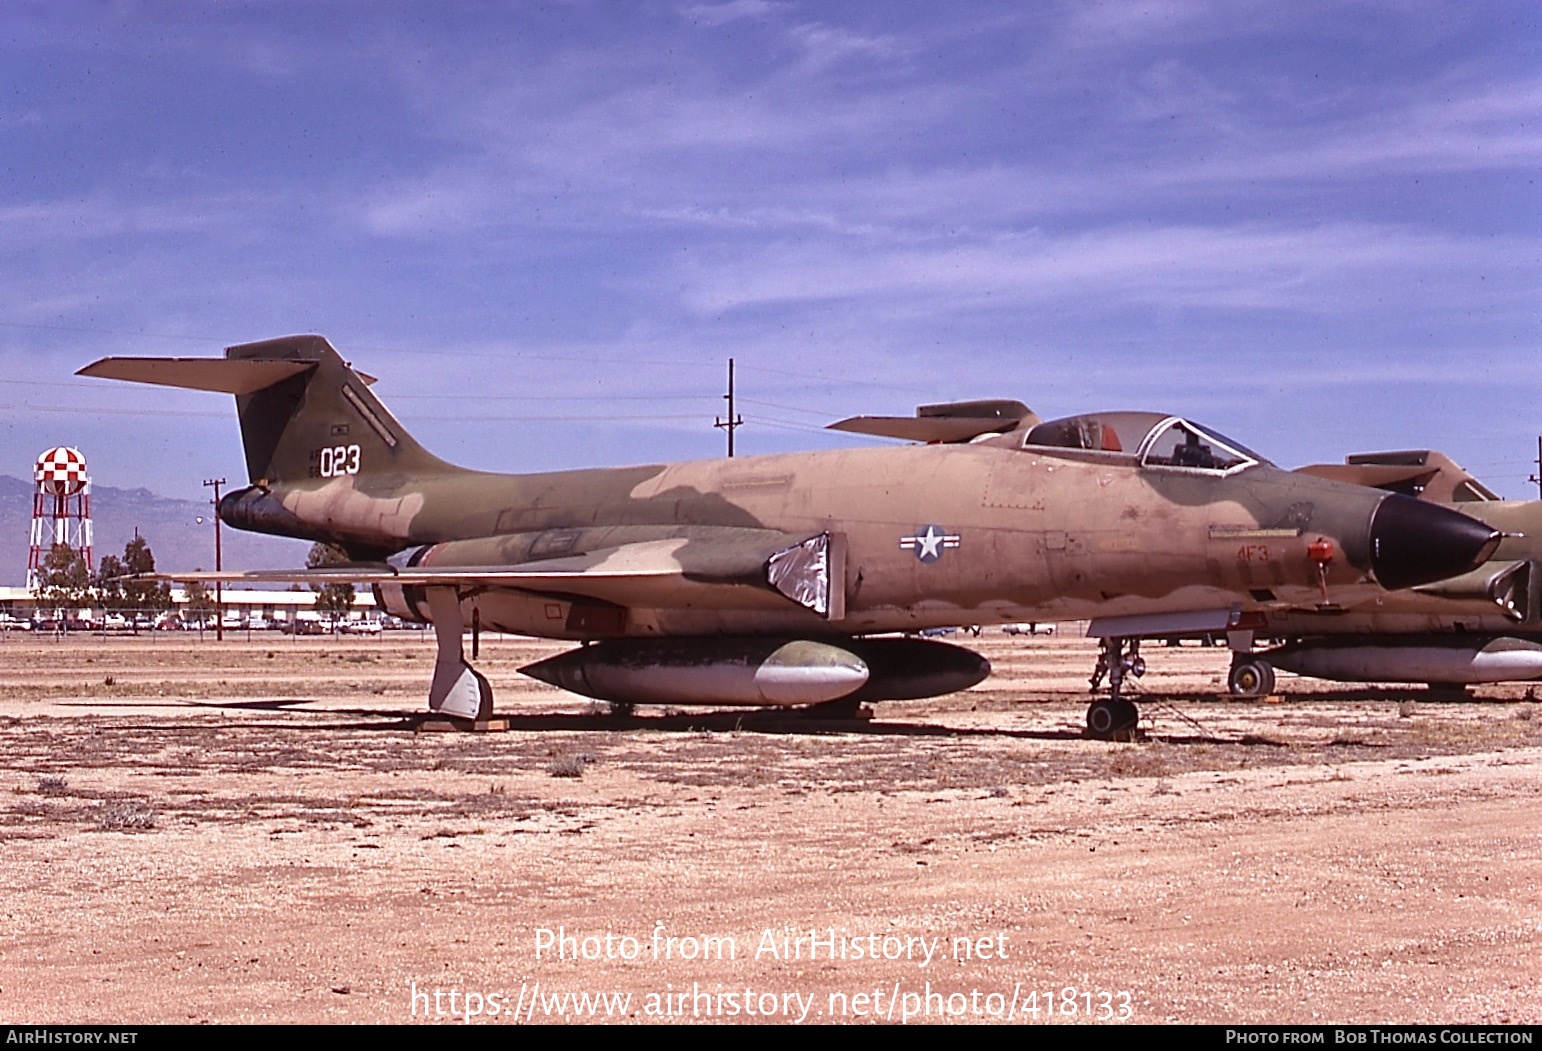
<box><xmin>1022</xmin><ymin>412</ymin><xmax>1268</xmax><ymax>475</ymax></box>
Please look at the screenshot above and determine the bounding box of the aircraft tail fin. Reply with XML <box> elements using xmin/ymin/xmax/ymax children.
<box><xmin>1295</xmin><ymin>450</ymin><xmax>1500</xmax><ymax>505</ymax></box>
<box><xmin>79</xmin><ymin>335</ymin><xmax>457</xmax><ymax>487</ymax></box>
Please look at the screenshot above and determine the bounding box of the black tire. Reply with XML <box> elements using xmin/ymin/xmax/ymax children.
<box><xmin>1087</xmin><ymin>700</ymin><xmax>1118</xmax><ymax>738</ymax></box>
<box><xmin>1087</xmin><ymin>699</ymin><xmax>1139</xmax><ymax>738</ymax></box>
<box><xmin>1228</xmin><ymin>657</ymin><xmax>1275</xmax><ymax>699</ymax></box>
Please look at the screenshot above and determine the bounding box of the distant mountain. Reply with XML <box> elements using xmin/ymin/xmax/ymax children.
<box><xmin>0</xmin><ymin>475</ymin><xmax>312</xmax><ymax>586</ymax></box>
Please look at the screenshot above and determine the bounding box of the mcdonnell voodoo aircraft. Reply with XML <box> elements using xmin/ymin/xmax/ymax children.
<box><xmin>79</xmin><ymin>336</ymin><xmax>1502</xmax><ymax>737</ymax></box>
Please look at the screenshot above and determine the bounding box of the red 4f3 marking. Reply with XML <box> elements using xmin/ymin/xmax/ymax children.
<box><xmin>1235</xmin><ymin>544</ymin><xmax>1272</xmax><ymax>563</ymax></box>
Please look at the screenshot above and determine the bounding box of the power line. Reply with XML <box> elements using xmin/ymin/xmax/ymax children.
<box><xmin>0</xmin><ymin>320</ymin><xmax>720</xmax><ymax>370</ymax></box>
<box><xmin>735</xmin><ymin>360</ymin><xmax>933</xmax><ymax>395</ymax></box>
<box><xmin>739</xmin><ymin>396</ymin><xmax>847</xmax><ymax>419</ymax></box>
<box><xmin>0</xmin><ymin>402</ymin><xmax>227</xmax><ymax>418</ymax></box>
<box><xmin>0</xmin><ymin>401</ymin><xmax>709</xmax><ymax>424</ymax></box>
<box><xmin>391</xmin><ymin>392</ymin><xmax>717</xmax><ymax>403</ymax></box>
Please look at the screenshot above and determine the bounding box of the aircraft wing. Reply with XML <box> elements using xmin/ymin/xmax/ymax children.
<box><xmin>158</xmin><ymin>530</ymin><xmax>847</xmax><ymax>618</ymax></box>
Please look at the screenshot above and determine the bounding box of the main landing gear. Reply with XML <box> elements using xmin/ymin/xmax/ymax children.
<box><xmin>426</xmin><ymin>587</ymin><xmax>493</xmax><ymax>721</ymax></box>
<box><xmin>1227</xmin><ymin>653</ymin><xmax>1276</xmax><ymax>699</ymax></box>
<box><xmin>1086</xmin><ymin>636</ymin><xmax>1143</xmax><ymax>739</ymax></box>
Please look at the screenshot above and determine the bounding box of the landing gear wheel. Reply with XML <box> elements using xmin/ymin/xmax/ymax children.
<box><xmin>1227</xmin><ymin>656</ymin><xmax>1275</xmax><ymax>699</ymax></box>
<box><xmin>1087</xmin><ymin>635</ymin><xmax>1144</xmax><ymax>739</ymax></box>
<box><xmin>1086</xmin><ymin>697</ymin><xmax>1139</xmax><ymax>739</ymax></box>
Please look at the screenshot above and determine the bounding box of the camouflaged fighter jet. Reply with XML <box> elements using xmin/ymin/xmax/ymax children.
<box><xmin>1208</xmin><ymin>451</ymin><xmax>1542</xmax><ymax>697</ymax></box>
<box><xmin>79</xmin><ymin>336</ymin><xmax>1502</xmax><ymax>737</ymax></box>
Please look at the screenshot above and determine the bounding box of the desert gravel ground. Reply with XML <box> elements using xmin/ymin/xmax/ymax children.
<box><xmin>0</xmin><ymin>629</ymin><xmax>1538</xmax><ymax>1025</ymax></box>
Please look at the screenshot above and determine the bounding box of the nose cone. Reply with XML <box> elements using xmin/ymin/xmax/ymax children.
<box><xmin>520</xmin><ymin>649</ymin><xmax>586</xmax><ymax>695</ymax></box>
<box><xmin>1369</xmin><ymin>493</ymin><xmax>1501</xmax><ymax>590</ymax></box>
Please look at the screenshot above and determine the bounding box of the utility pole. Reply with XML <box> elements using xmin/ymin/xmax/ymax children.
<box><xmin>1531</xmin><ymin>437</ymin><xmax>1542</xmax><ymax>500</ymax></box>
<box><xmin>714</xmin><ymin>357</ymin><xmax>744</xmax><ymax>457</ymax></box>
<box><xmin>203</xmin><ymin>477</ymin><xmax>224</xmax><ymax>641</ymax></box>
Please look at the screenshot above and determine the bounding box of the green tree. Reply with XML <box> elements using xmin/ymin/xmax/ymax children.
<box><xmin>307</xmin><ymin>543</ymin><xmax>356</xmax><ymax>630</ymax></box>
<box><xmin>94</xmin><ymin>553</ymin><xmax>127</xmax><ymax>613</ymax></box>
<box><xmin>93</xmin><ymin>537</ymin><xmax>172</xmax><ymax>627</ymax></box>
<box><xmin>34</xmin><ymin>544</ymin><xmax>91</xmax><ymax>617</ymax></box>
<box><xmin>120</xmin><ymin>536</ymin><xmax>172</xmax><ymax>616</ymax></box>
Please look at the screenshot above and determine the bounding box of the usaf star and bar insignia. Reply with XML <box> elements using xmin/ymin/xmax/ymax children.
<box><xmin>899</xmin><ymin>524</ymin><xmax>961</xmax><ymax>564</ymax></box>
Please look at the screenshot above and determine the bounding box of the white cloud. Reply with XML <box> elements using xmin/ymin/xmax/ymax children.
<box><xmin>681</xmin><ymin>0</ymin><xmax>782</xmax><ymax>27</ymax></box>
<box><xmin>673</xmin><ymin>222</ymin><xmax>1535</xmax><ymax>314</ymax></box>
<box><xmin>356</xmin><ymin>169</ymin><xmax>508</xmax><ymax>237</ymax></box>
<box><xmin>785</xmin><ymin>21</ymin><xmax>906</xmax><ymax>69</ymax></box>
<box><xmin>1059</xmin><ymin>0</ymin><xmax>1216</xmax><ymax>45</ymax></box>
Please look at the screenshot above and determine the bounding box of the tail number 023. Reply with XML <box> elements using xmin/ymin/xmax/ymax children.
<box><xmin>318</xmin><ymin>444</ymin><xmax>362</xmax><ymax>477</ymax></box>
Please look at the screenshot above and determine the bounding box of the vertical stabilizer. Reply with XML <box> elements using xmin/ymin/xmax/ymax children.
<box><xmin>225</xmin><ymin>335</ymin><xmax>454</xmax><ymax>487</ymax></box>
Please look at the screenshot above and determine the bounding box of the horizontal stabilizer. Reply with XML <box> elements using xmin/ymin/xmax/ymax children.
<box><xmin>829</xmin><ymin>398</ymin><xmax>1038</xmax><ymax>444</ymax></box>
<box><xmin>77</xmin><ymin>357</ymin><xmax>316</xmax><ymax>395</ymax></box>
<box><xmin>832</xmin><ymin>394</ymin><xmax>1036</xmax><ymax>440</ymax></box>
<box><xmin>828</xmin><ymin>416</ymin><xmax>1011</xmax><ymax>443</ymax></box>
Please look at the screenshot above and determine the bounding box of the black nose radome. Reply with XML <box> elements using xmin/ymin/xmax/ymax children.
<box><xmin>1369</xmin><ymin>494</ymin><xmax>1501</xmax><ymax>590</ymax></box>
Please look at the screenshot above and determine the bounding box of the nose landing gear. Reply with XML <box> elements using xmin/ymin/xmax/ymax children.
<box><xmin>1086</xmin><ymin>636</ymin><xmax>1143</xmax><ymax>739</ymax></box>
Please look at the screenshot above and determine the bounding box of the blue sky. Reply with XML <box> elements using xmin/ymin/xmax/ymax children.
<box><xmin>2</xmin><ymin>0</ymin><xmax>1539</xmax><ymax>505</ymax></box>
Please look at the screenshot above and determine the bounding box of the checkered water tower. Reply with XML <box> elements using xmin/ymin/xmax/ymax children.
<box><xmin>26</xmin><ymin>447</ymin><xmax>93</xmax><ymax>589</ymax></box>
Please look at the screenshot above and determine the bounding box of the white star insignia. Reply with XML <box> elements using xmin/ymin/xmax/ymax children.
<box><xmin>916</xmin><ymin>525</ymin><xmax>945</xmax><ymax>561</ymax></box>
<box><xmin>899</xmin><ymin>524</ymin><xmax>962</xmax><ymax>563</ymax></box>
